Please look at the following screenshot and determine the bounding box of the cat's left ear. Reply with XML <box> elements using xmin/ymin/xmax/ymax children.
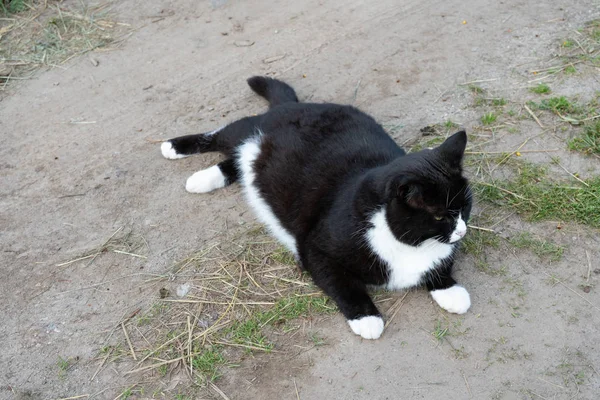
<box><xmin>384</xmin><ymin>175</ymin><xmax>425</xmax><ymax>208</ymax></box>
<box><xmin>436</xmin><ymin>130</ymin><xmax>467</xmax><ymax>167</ymax></box>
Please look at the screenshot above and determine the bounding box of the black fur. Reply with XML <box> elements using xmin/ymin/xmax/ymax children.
<box><xmin>164</xmin><ymin>76</ymin><xmax>473</xmax><ymax>331</ymax></box>
<box><xmin>247</xmin><ymin>76</ymin><xmax>299</xmax><ymax>108</ymax></box>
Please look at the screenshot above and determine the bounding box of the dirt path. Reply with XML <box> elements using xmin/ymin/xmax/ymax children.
<box><xmin>2</xmin><ymin>0</ymin><xmax>599</xmax><ymax>399</ymax></box>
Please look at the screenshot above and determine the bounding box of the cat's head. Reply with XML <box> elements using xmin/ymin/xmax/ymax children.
<box><xmin>384</xmin><ymin>130</ymin><xmax>472</xmax><ymax>245</ymax></box>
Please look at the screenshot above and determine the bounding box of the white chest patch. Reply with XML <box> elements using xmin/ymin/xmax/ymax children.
<box><xmin>237</xmin><ymin>135</ymin><xmax>298</xmax><ymax>256</ymax></box>
<box><xmin>366</xmin><ymin>208</ymin><xmax>454</xmax><ymax>290</ymax></box>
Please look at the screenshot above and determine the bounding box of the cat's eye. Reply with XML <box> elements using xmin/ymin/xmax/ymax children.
<box><xmin>434</xmin><ymin>216</ymin><xmax>444</xmax><ymax>221</ymax></box>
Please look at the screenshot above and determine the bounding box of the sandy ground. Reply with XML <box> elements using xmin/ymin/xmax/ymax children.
<box><xmin>2</xmin><ymin>0</ymin><xmax>600</xmax><ymax>398</ymax></box>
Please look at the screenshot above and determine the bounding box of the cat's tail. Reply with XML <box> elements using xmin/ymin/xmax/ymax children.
<box><xmin>247</xmin><ymin>76</ymin><xmax>299</xmax><ymax>108</ymax></box>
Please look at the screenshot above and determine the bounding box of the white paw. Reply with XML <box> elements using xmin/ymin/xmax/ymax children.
<box><xmin>347</xmin><ymin>315</ymin><xmax>384</xmax><ymax>340</ymax></box>
<box><xmin>431</xmin><ymin>285</ymin><xmax>471</xmax><ymax>314</ymax></box>
<box><xmin>185</xmin><ymin>165</ymin><xmax>226</xmax><ymax>193</ymax></box>
<box><xmin>161</xmin><ymin>141</ymin><xmax>187</xmax><ymax>159</ymax></box>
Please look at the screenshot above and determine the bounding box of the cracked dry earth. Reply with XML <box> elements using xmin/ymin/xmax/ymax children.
<box><xmin>2</xmin><ymin>0</ymin><xmax>600</xmax><ymax>399</ymax></box>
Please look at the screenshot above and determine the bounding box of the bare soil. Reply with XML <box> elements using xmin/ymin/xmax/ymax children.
<box><xmin>2</xmin><ymin>0</ymin><xmax>600</xmax><ymax>399</ymax></box>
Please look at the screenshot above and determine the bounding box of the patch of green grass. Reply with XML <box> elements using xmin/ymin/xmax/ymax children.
<box><xmin>121</xmin><ymin>389</ymin><xmax>133</xmax><ymax>400</ymax></box>
<box><xmin>481</xmin><ymin>112</ymin><xmax>498</xmax><ymax>125</ymax></box>
<box><xmin>469</xmin><ymin>84</ymin><xmax>485</xmax><ymax>94</ymax></box>
<box><xmin>432</xmin><ymin>320</ymin><xmax>449</xmax><ymax>342</ymax></box>
<box><xmin>453</xmin><ymin>346</ymin><xmax>469</xmax><ymax>359</ymax></box>
<box><xmin>502</xmin><ymin>277</ymin><xmax>527</xmax><ymax>300</ymax></box>
<box><xmin>192</xmin><ymin>347</ymin><xmax>226</xmax><ymax>382</ymax></box>
<box><xmin>0</xmin><ymin>0</ymin><xmax>29</xmax><ymax>14</ymax></box>
<box><xmin>223</xmin><ymin>295</ymin><xmax>334</xmax><ymax>355</ymax></box>
<box><xmin>530</xmin><ymin>83</ymin><xmax>551</xmax><ymax>95</ymax></box>
<box><xmin>57</xmin><ymin>356</ymin><xmax>69</xmax><ymax>371</ymax></box>
<box><xmin>575</xmin><ymin>371</ymin><xmax>586</xmax><ymax>385</ymax></box>
<box><xmin>259</xmin><ymin>296</ymin><xmax>335</xmax><ymax>326</ymax></box>
<box><xmin>158</xmin><ymin>364</ymin><xmax>168</xmax><ymax>377</ymax></box>
<box><xmin>562</xmin><ymin>39</ymin><xmax>575</xmax><ymax>48</ymax></box>
<box><xmin>270</xmin><ymin>247</ymin><xmax>296</xmax><ymax>266</ymax></box>
<box><xmin>536</xmin><ymin>96</ymin><xmax>581</xmax><ymax>115</ymax></box>
<box><xmin>568</xmin><ymin>120</ymin><xmax>600</xmax><ymax>155</ymax></box>
<box><xmin>564</xmin><ymin>65</ymin><xmax>577</xmax><ymax>74</ymax></box>
<box><xmin>583</xmin><ymin>19</ymin><xmax>600</xmax><ymax>42</ymax></box>
<box><xmin>56</xmin><ymin>356</ymin><xmax>75</xmax><ymax>379</ymax></box>
<box><xmin>226</xmin><ymin>319</ymin><xmax>273</xmax><ymax>351</ymax></box>
<box><xmin>462</xmin><ymin>229</ymin><xmax>500</xmax><ymax>257</ymax></box>
<box><xmin>137</xmin><ymin>303</ymin><xmax>168</xmax><ymax>326</ymax></box>
<box><xmin>509</xmin><ymin>232</ymin><xmax>564</xmax><ymax>261</ymax></box>
<box><xmin>309</xmin><ymin>332</ymin><xmax>326</xmax><ymax>346</ymax></box>
<box><xmin>474</xmin><ymin>160</ymin><xmax>600</xmax><ymax>228</ymax></box>
<box><xmin>423</xmin><ymin>136</ymin><xmax>445</xmax><ymax>148</ymax></box>
<box><xmin>462</xmin><ymin>229</ymin><xmax>506</xmax><ymax>275</ymax></box>
<box><xmin>444</xmin><ymin>120</ymin><xmax>459</xmax><ymax>129</ymax></box>
<box><xmin>475</xmin><ymin>97</ymin><xmax>508</xmax><ymax>107</ymax></box>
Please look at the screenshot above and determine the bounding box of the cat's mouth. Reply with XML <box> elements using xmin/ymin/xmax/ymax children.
<box><xmin>448</xmin><ymin>229</ymin><xmax>467</xmax><ymax>243</ymax></box>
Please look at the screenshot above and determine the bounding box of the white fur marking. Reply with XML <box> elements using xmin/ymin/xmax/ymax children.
<box><xmin>161</xmin><ymin>141</ymin><xmax>188</xmax><ymax>160</ymax></box>
<box><xmin>366</xmin><ymin>208</ymin><xmax>455</xmax><ymax>290</ymax></box>
<box><xmin>205</xmin><ymin>126</ymin><xmax>224</xmax><ymax>136</ymax></box>
<box><xmin>237</xmin><ymin>136</ymin><xmax>298</xmax><ymax>255</ymax></box>
<box><xmin>449</xmin><ymin>212</ymin><xmax>467</xmax><ymax>243</ymax></box>
<box><xmin>347</xmin><ymin>316</ymin><xmax>384</xmax><ymax>340</ymax></box>
<box><xmin>430</xmin><ymin>285</ymin><xmax>471</xmax><ymax>314</ymax></box>
<box><xmin>185</xmin><ymin>165</ymin><xmax>226</xmax><ymax>193</ymax></box>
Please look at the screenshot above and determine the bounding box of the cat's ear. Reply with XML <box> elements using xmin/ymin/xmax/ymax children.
<box><xmin>385</xmin><ymin>176</ymin><xmax>425</xmax><ymax>209</ymax></box>
<box><xmin>437</xmin><ymin>130</ymin><xmax>467</xmax><ymax>167</ymax></box>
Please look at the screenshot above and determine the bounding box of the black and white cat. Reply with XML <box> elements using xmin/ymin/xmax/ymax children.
<box><xmin>161</xmin><ymin>77</ymin><xmax>472</xmax><ymax>340</ymax></box>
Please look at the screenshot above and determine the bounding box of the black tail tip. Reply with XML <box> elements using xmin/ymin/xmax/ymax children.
<box><xmin>247</xmin><ymin>76</ymin><xmax>269</xmax><ymax>96</ymax></box>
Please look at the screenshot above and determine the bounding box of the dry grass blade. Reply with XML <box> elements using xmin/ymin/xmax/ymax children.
<box><xmin>524</xmin><ymin>103</ymin><xmax>545</xmax><ymax>128</ymax></box>
<box><xmin>113</xmin><ymin>384</ymin><xmax>137</xmax><ymax>400</ymax></box>
<box><xmin>90</xmin><ymin>346</ymin><xmax>112</xmax><ymax>382</ymax></box>
<box><xmin>122</xmin><ymin>322</ymin><xmax>137</xmax><ymax>361</ymax></box>
<box><xmin>384</xmin><ymin>292</ymin><xmax>409</xmax><ymax>328</ymax></box>
<box><xmin>491</xmin><ymin>138</ymin><xmax>530</xmax><ymax>172</ymax></box>
<box><xmin>543</xmin><ymin>272</ymin><xmax>600</xmax><ymax>312</ymax></box>
<box><xmin>462</xmin><ymin>371</ymin><xmax>473</xmax><ymax>398</ymax></box>
<box><xmin>554</xmin><ymin>161</ymin><xmax>589</xmax><ymax>187</ymax></box>
<box><xmin>465</xmin><ymin>149</ymin><xmax>559</xmax><ymax>155</ymax></box>
<box><xmin>294</xmin><ymin>379</ymin><xmax>301</xmax><ymax>400</ymax></box>
<box><xmin>213</xmin><ymin>340</ymin><xmax>278</xmax><ymax>352</ymax></box>
<box><xmin>586</xmin><ymin>250</ymin><xmax>592</xmax><ymax>282</ymax></box>
<box><xmin>55</xmin><ymin>226</ymin><xmax>148</xmax><ymax>267</ymax></box>
<box><xmin>467</xmin><ymin>225</ymin><xmax>495</xmax><ymax>233</ymax></box>
<box><xmin>209</xmin><ymin>381</ymin><xmax>232</xmax><ymax>400</ymax></box>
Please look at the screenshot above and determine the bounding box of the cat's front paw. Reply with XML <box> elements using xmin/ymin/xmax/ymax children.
<box><xmin>347</xmin><ymin>315</ymin><xmax>384</xmax><ymax>340</ymax></box>
<box><xmin>431</xmin><ymin>285</ymin><xmax>471</xmax><ymax>314</ymax></box>
<box><xmin>161</xmin><ymin>141</ymin><xmax>187</xmax><ymax>159</ymax></box>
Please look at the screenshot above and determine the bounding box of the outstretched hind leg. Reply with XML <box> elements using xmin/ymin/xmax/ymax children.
<box><xmin>185</xmin><ymin>158</ymin><xmax>239</xmax><ymax>193</ymax></box>
<box><xmin>161</xmin><ymin>116</ymin><xmax>261</xmax><ymax>160</ymax></box>
<box><xmin>161</xmin><ymin>127</ymin><xmax>223</xmax><ymax>160</ymax></box>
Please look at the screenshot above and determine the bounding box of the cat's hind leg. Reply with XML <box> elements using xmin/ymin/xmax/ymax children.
<box><xmin>161</xmin><ymin>116</ymin><xmax>262</xmax><ymax>160</ymax></box>
<box><xmin>161</xmin><ymin>127</ymin><xmax>222</xmax><ymax>160</ymax></box>
<box><xmin>185</xmin><ymin>158</ymin><xmax>238</xmax><ymax>193</ymax></box>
